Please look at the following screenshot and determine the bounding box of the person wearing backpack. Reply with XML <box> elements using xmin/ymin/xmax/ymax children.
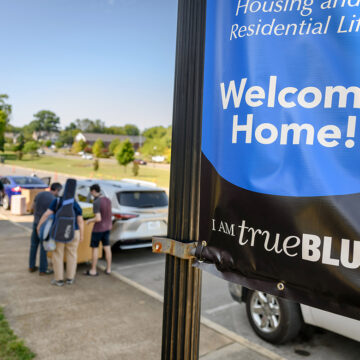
<box><xmin>29</xmin><ymin>182</ymin><xmax>62</xmax><ymax>275</ymax></box>
<box><xmin>37</xmin><ymin>179</ymin><xmax>84</xmax><ymax>287</ymax></box>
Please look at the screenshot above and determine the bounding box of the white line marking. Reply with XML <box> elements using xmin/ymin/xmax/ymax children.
<box><xmin>205</xmin><ymin>302</ymin><xmax>239</xmax><ymax>315</ymax></box>
<box><xmin>114</xmin><ymin>259</ymin><xmax>165</xmax><ymax>272</ymax></box>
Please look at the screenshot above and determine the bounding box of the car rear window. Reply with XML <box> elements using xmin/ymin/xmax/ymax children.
<box><xmin>13</xmin><ymin>177</ymin><xmax>46</xmax><ymax>185</ymax></box>
<box><xmin>117</xmin><ymin>191</ymin><xmax>168</xmax><ymax>208</ymax></box>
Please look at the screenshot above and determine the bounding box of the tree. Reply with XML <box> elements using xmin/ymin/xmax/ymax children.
<box><xmin>45</xmin><ymin>140</ymin><xmax>52</xmax><ymax>148</ymax></box>
<box><xmin>124</xmin><ymin>124</ymin><xmax>140</xmax><ymax>136</ymax></box>
<box><xmin>109</xmin><ymin>138</ymin><xmax>121</xmax><ymax>156</ymax></box>
<box><xmin>23</xmin><ymin>141</ymin><xmax>39</xmax><ymax>157</ymax></box>
<box><xmin>55</xmin><ymin>141</ymin><xmax>64</xmax><ymax>149</ymax></box>
<box><xmin>69</xmin><ymin>119</ymin><xmax>105</xmax><ymax>133</ymax></box>
<box><xmin>116</xmin><ymin>139</ymin><xmax>135</xmax><ymax>172</ymax></box>
<box><xmin>141</xmin><ymin>125</ymin><xmax>172</xmax><ymax>160</ymax></box>
<box><xmin>0</xmin><ymin>94</ymin><xmax>12</xmax><ymax>120</ymax></box>
<box><xmin>32</xmin><ymin>110</ymin><xmax>60</xmax><ymax>132</ymax></box>
<box><xmin>0</xmin><ymin>112</ymin><xmax>6</xmax><ymax>152</ymax></box>
<box><xmin>72</xmin><ymin>139</ymin><xmax>86</xmax><ymax>153</ymax></box>
<box><xmin>15</xmin><ymin>134</ymin><xmax>25</xmax><ymax>160</ymax></box>
<box><xmin>92</xmin><ymin>138</ymin><xmax>105</xmax><ymax>158</ymax></box>
<box><xmin>0</xmin><ymin>94</ymin><xmax>12</xmax><ymax>152</ymax></box>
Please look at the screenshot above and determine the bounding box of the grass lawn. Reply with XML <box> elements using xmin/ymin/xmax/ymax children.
<box><xmin>0</xmin><ymin>308</ymin><xmax>35</xmax><ymax>360</ymax></box>
<box><xmin>3</xmin><ymin>154</ymin><xmax>170</xmax><ymax>189</ymax></box>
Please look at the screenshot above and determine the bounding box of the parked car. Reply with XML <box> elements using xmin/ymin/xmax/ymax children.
<box><xmin>75</xmin><ymin>179</ymin><xmax>168</xmax><ymax>249</ymax></box>
<box><xmin>228</xmin><ymin>283</ymin><xmax>360</xmax><ymax>344</ymax></box>
<box><xmin>0</xmin><ymin>176</ymin><xmax>49</xmax><ymax>210</ymax></box>
<box><xmin>152</xmin><ymin>155</ymin><xmax>165</xmax><ymax>163</ymax></box>
<box><xmin>134</xmin><ymin>159</ymin><xmax>147</xmax><ymax>165</ymax></box>
<box><xmin>82</xmin><ymin>154</ymin><xmax>93</xmax><ymax>160</ymax></box>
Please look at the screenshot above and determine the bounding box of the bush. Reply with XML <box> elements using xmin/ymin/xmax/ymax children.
<box><xmin>72</xmin><ymin>139</ymin><xmax>86</xmax><ymax>153</ymax></box>
<box><xmin>92</xmin><ymin>138</ymin><xmax>104</xmax><ymax>158</ymax></box>
<box><xmin>45</xmin><ymin>140</ymin><xmax>52</xmax><ymax>148</ymax></box>
<box><xmin>55</xmin><ymin>140</ymin><xmax>63</xmax><ymax>149</ymax></box>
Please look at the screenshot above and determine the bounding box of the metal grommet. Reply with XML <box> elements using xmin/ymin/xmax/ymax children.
<box><xmin>201</xmin><ymin>240</ymin><xmax>207</xmax><ymax>247</ymax></box>
<box><xmin>277</xmin><ymin>282</ymin><xmax>285</xmax><ymax>291</ymax></box>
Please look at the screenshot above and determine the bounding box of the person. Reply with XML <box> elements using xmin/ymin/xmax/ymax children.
<box><xmin>29</xmin><ymin>182</ymin><xmax>62</xmax><ymax>275</ymax></box>
<box><xmin>0</xmin><ymin>180</ymin><xmax>4</xmax><ymax>205</ymax></box>
<box><xmin>37</xmin><ymin>191</ymin><xmax>84</xmax><ymax>286</ymax></box>
<box><xmin>84</xmin><ymin>184</ymin><xmax>112</xmax><ymax>276</ymax></box>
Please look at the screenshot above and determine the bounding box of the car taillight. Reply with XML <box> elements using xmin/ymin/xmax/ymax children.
<box><xmin>113</xmin><ymin>213</ymin><xmax>139</xmax><ymax>220</ymax></box>
<box><xmin>12</xmin><ymin>186</ymin><xmax>22</xmax><ymax>193</ymax></box>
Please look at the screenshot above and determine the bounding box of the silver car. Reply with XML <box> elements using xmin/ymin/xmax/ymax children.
<box><xmin>76</xmin><ymin>179</ymin><xmax>168</xmax><ymax>249</ymax></box>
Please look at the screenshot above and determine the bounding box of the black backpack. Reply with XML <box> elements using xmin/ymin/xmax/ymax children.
<box><xmin>50</xmin><ymin>178</ymin><xmax>77</xmax><ymax>243</ymax></box>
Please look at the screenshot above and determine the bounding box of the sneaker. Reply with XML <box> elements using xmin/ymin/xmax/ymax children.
<box><xmin>28</xmin><ymin>266</ymin><xmax>38</xmax><ymax>273</ymax></box>
<box><xmin>66</xmin><ymin>279</ymin><xmax>75</xmax><ymax>285</ymax></box>
<box><xmin>39</xmin><ymin>269</ymin><xmax>54</xmax><ymax>276</ymax></box>
<box><xmin>51</xmin><ymin>279</ymin><xmax>64</xmax><ymax>287</ymax></box>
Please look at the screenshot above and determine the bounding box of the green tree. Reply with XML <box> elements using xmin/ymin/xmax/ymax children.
<box><xmin>23</xmin><ymin>141</ymin><xmax>39</xmax><ymax>157</ymax></box>
<box><xmin>124</xmin><ymin>124</ymin><xmax>140</xmax><ymax>136</ymax></box>
<box><xmin>109</xmin><ymin>138</ymin><xmax>121</xmax><ymax>156</ymax></box>
<box><xmin>72</xmin><ymin>139</ymin><xmax>86</xmax><ymax>153</ymax></box>
<box><xmin>14</xmin><ymin>134</ymin><xmax>25</xmax><ymax>159</ymax></box>
<box><xmin>0</xmin><ymin>94</ymin><xmax>12</xmax><ymax>120</ymax></box>
<box><xmin>0</xmin><ymin>94</ymin><xmax>12</xmax><ymax>152</ymax></box>
<box><xmin>0</xmin><ymin>111</ymin><xmax>6</xmax><ymax>152</ymax></box>
<box><xmin>31</xmin><ymin>110</ymin><xmax>60</xmax><ymax>132</ymax></box>
<box><xmin>55</xmin><ymin>140</ymin><xmax>64</xmax><ymax>149</ymax></box>
<box><xmin>92</xmin><ymin>138</ymin><xmax>105</xmax><ymax>158</ymax></box>
<box><xmin>45</xmin><ymin>140</ymin><xmax>52</xmax><ymax>147</ymax></box>
<box><xmin>116</xmin><ymin>139</ymin><xmax>135</xmax><ymax>172</ymax></box>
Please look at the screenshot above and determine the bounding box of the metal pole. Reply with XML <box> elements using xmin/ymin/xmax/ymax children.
<box><xmin>162</xmin><ymin>0</ymin><xmax>207</xmax><ymax>359</ymax></box>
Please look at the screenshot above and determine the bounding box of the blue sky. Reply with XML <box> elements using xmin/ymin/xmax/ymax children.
<box><xmin>0</xmin><ymin>0</ymin><xmax>178</xmax><ymax>130</ymax></box>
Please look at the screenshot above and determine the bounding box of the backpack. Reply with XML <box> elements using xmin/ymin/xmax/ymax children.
<box><xmin>50</xmin><ymin>178</ymin><xmax>77</xmax><ymax>243</ymax></box>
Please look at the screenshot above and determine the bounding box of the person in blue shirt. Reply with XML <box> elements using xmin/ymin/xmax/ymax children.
<box><xmin>37</xmin><ymin>196</ymin><xmax>84</xmax><ymax>287</ymax></box>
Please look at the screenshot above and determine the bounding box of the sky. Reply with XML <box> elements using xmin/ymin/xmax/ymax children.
<box><xmin>0</xmin><ymin>0</ymin><xmax>178</xmax><ymax>131</ymax></box>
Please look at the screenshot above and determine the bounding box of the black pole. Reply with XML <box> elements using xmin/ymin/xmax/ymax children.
<box><xmin>162</xmin><ymin>0</ymin><xmax>207</xmax><ymax>359</ymax></box>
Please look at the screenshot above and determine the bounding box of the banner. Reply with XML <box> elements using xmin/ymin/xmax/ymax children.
<box><xmin>198</xmin><ymin>0</ymin><xmax>360</xmax><ymax>320</ymax></box>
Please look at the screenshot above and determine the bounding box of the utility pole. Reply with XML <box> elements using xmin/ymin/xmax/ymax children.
<box><xmin>159</xmin><ymin>0</ymin><xmax>207</xmax><ymax>359</ymax></box>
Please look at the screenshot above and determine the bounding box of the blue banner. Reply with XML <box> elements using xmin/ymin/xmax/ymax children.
<box><xmin>198</xmin><ymin>0</ymin><xmax>360</xmax><ymax>320</ymax></box>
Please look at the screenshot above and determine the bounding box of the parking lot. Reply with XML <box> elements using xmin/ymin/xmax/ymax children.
<box><xmin>1</xmin><ymin>164</ymin><xmax>359</xmax><ymax>360</ymax></box>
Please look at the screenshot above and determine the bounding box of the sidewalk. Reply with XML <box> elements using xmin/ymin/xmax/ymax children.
<box><xmin>0</xmin><ymin>217</ymin><xmax>283</xmax><ymax>360</ymax></box>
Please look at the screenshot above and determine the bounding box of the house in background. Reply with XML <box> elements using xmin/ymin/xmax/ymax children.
<box><xmin>4</xmin><ymin>132</ymin><xmax>21</xmax><ymax>144</ymax></box>
<box><xmin>74</xmin><ymin>132</ymin><xmax>145</xmax><ymax>150</ymax></box>
<box><xmin>32</xmin><ymin>131</ymin><xmax>59</xmax><ymax>142</ymax></box>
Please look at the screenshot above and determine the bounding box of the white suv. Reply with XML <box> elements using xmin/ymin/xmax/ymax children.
<box><xmin>76</xmin><ymin>179</ymin><xmax>168</xmax><ymax>249</ymax></box>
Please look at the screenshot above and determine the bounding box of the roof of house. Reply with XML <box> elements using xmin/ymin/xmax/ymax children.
<box><xmin>77</xmin><ymin>132</ymin><xmax>145</xmax><ymax>143</ymax></box>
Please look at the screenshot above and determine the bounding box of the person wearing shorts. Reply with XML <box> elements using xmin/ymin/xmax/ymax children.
<box><xmin>84</xmin><ymin>184</ymin><xmax>112</xmax><ymax>276</ymax></box>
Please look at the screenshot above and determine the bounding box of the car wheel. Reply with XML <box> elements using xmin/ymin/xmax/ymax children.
<box><xmin>2</xmin><ymin>195</ymin><xmax>10</xmax><ymax>210</ymax></box>
<box><xmin>246</xmin><ymin>290</ymin><xmax>303</xmax><ymax>344</ymax></box>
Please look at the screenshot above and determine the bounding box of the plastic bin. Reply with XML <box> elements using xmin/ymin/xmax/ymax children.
<box><xmin>11</xmin><ymin>195</ymin><xmax>27</xmax><ymax>215</ymax></box>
